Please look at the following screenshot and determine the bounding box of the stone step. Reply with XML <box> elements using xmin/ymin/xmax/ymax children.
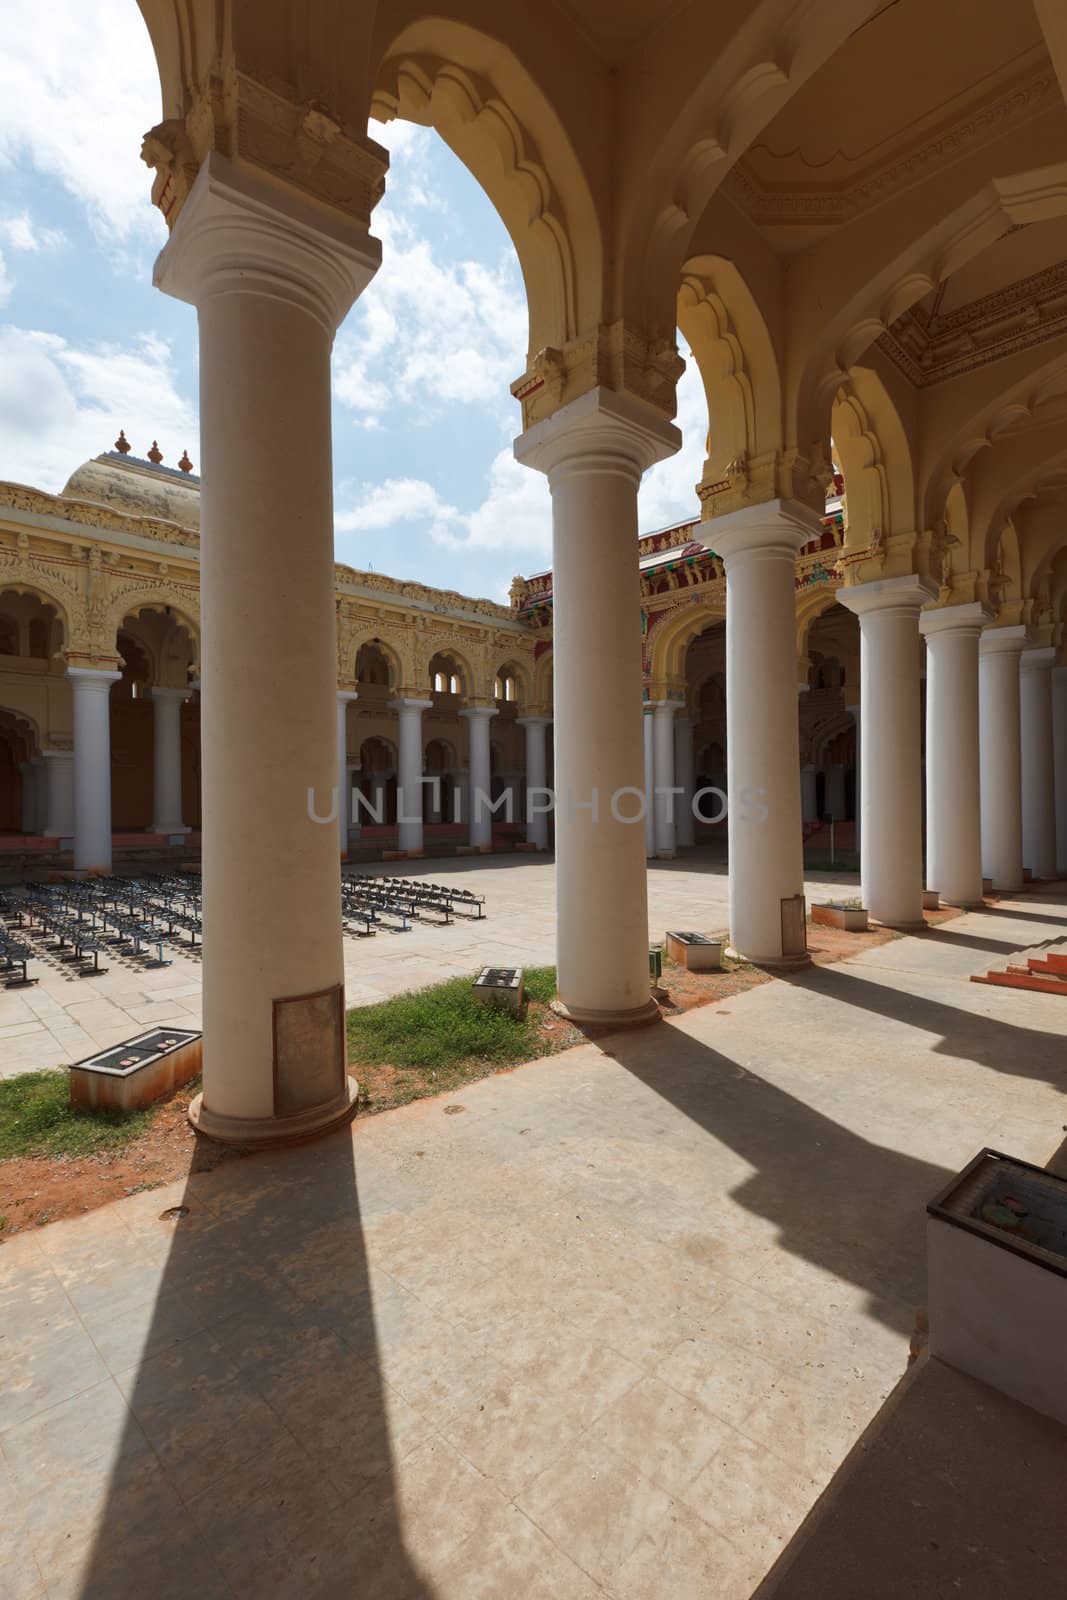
<box><xmin>971</xmin><ymin>970</ymin><xmax>1067</xmax><ymax>996</ymax></box>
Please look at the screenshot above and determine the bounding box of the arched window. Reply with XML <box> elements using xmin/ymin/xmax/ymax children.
<box><xmin>434</xmin><ymin>671</ymin><xmax>446</xmax><ymax>692</ymax></box>
<box><xmin>495</xmin><ymin>670</ymin><xmax>517</xmax><ymax>703</ymax></box>
<box><xmin>450</xmin><ymin>673</ymin><xmax>460</xmax><ymax>695</ymax></box>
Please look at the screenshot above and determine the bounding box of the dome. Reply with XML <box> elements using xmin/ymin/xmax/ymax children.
<box><xmin>61</xmin><ymin>450</ymin><xmax>200</xmax><ymax>531</ymax></box>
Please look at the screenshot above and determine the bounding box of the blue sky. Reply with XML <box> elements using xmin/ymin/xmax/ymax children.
<box><xmin>0</xmin><ymin>1</ymin><xmax>708</xmax><ymax>601</ymax></box>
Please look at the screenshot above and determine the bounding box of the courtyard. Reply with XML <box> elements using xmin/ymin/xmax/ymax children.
<box><xmin>2</xmin><ymin>859</ymin><xmax>1066</xmax><ymax>1597</ymax></box>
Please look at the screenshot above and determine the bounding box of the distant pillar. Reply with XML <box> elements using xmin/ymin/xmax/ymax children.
<box><xmin>68</xmin><ymin>666</ymin><xmax>121</xmax><ymax>871</ymax></box>
<box><xmin>518</xmin><ymin>715</ymin><xmax>551</xmax><ymax>849</ymax></box>
<box><xmin>979</xmin><ymin>626</ymin><xmax>1027</xmax><ymax>892</ymax></box>
<box><xmin>150</xmin><ymin>686</ymin><xmax>192</xmax><ymax>836</ymax></box>
<box><xmin>653</xmin><ymin>701</ymin><xmax>678</xmax><ymax>858</ymax></box>
<box><xmin>391</xmin><ymin>698</ymin><xmax>431</xmax><ymax>854</ymax></box>
<box><xmin>674</xmin><ymin>714</ymin><xmax>695</xmax><ymax>847</ymax></box>
<box><xmin>336</xmin><ymin>690</ymin><xmax>358</xmax><ymax>857</ymax></box>
<box><xmin>1020</xmin><ymin>647</ymin><xmax>1057</xmax><ymax>880</ymax></box>
<box><xmin>461</xmin><ymin>705</ymin><xmax>496</xmax><ymax>850</ymax></box>
<box><xmin>42</xmin><ymin>749</ymin><xmax>74</xmax><ymax>839</ymax></box>
<box><xmin>1054</xmin><ymin>665</ymin><xmax>1067</xmax><ymax>877</ymax></box>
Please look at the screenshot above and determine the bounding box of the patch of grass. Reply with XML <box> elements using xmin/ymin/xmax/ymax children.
<box><xmin>0</xmin><ymin>1070</ymin><xmax>156</xmax><ymax>1160</ymax></box>
<box><xmin>346</xmin><ymin>965</ymin><xmax>558</xmax><ymax>1071</ymax></box>
<box><xmin>346</xmin><ymin>965</ymin><xmax>568</xmax><ymax>1111</ymax></box>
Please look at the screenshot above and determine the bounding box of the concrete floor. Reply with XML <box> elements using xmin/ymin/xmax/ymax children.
<box><xmin>2</xmin><ymin>880</ymin><xmax>1067</xmax><ymax>1597</ymax></box>
<box><xmin>3</xmin><ymin>852</ymin><xmax>855</xmax><ymax>1077</ymax></box>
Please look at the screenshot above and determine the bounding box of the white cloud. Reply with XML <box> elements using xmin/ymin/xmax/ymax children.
<box><xmin>0</xmin><ymin>213</ymin><xmax>66</xmax><ymax>253</ymax></box>
<box><xmin>637</xmin><ymin>343</ymin><xmax>707</xmax><ymax>534</ymax></box>
<box><xmin>0</xmin><ymin>0</ymin><xmax>164</xmax><ymax>244</ymax></box>
<box><xmin>335</xmin><ymin>477</ymin><xmax>457</xmax><ymax>533</ymax></box>
<box><xmin>0</xmin><ymin>252</ymin><xmax>12</xmax><ymax>308</ymax></box>
<box><xmin>0</xmin><ymin>324</ymin><xmax>197</xmax><ymax>492</ymax></box>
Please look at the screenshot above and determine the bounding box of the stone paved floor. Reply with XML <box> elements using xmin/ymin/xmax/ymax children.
<box><xmin>4</xmin><ymin>852</ymin><xmax>850</xmax><ymax>1076</ymax></box>
<box><xmin>2</xmin><ymin>884</ymin><xmax>1066</xmax><ymax>1598</ymax></box>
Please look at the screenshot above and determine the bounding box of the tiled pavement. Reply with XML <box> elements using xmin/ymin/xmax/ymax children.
<box><xmin>5</xmin><ymin>852</ymin><xmax>830</xmax><ymax>1076</ymax></box>
<box><xmin>2</xmin><ymin>883</ymin><xmax>1066</xmax><ymax>1597</ymax></box>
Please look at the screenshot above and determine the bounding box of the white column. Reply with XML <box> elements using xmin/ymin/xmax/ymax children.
<box><xmin>714</xmin><ymin>500</ymin><xmax>820</xmax><ymax>963</ymax></box>
<box><xmin>149</xmin><ymin>686</ymin><xmax>191</xmax><ymax>835</ymax></box>
<box><xmin>336</xmin><ymin>690</ymin><xmax>358</xmax><ymax>857</ymax></box>
<box><xmin>67</xmin><ymin>668</ymin><xmax>121</xmax><ymax>870</ymax></box>
<box><xmin>42</xmin><ymin>749</ymin><xmax>74</xmax><ymax>839</ymax></box>
<box><xmin>674</xmin><ymin>714</ymin><xmax>695</xmax><ymax>848</ymax></box>
<box><xmin>391</xmin><ymin>698</ymin><xmax>431</xmax><ymax>855</ymax></box>
<box><xmin>800</xmin><ymin>766</ymin><xmax>818</xmax><ymax>823</ymax></box>
<box><xmin>919</xmin><ymin>603</ymin><xmax>989</xmax><ymax>905</ymax></box>
<box><xmin>1020</xmin><ymin>646</ymin><xmax>1058</xmax><ymax>880</ymax></box>
<box><xmin>155</xmin><ymin>152</ymin><xmax>379</xmax><ymax>1145</ymax></box>
<box><xmin>840</xmin><ymin>575</ymin><xmax>937</xmax><ymax>928</ymax></box>
<box><xmin>461</xmin><ymin>705</ymin><xmax>496</xmax><ymax>850</ymax></box>
<box><xmin>451</xmin><ymin>769</ymin><xmax>469</xmax><ymax>825</ymax></box>
<box><xmin>1054</xmin><ymin>664</ymin><xmax>1067</xmax><ymax>877</ymax></box>
<box><xmin>518</xmin><ymin>716</ymin><xmax>551</xmax><ymax>849</ymax></box>
<box><xmin>653</xmin><ymin>700</ymin><xmax>678</xmax><ymax>858</ymax></box>
<box><xmin>642</xmin><ymin>705</ymin><xmax>656</xmax><ymax>859</ymax></box>
<box><xmin>514</xmin><ymin>388</ymin><xmax>678</xmax><ymax>1025</ymax></box>
<box><xmin>979</xmin><ymin>626</ymin><xmax>1027</xmax><ymax>892</ymax></box>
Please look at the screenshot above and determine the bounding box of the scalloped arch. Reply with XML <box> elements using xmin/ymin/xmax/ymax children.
<box><xmin>372</xmin><ymin>30</ymin><xmax>601</xmax><ymax>354</ymax></box>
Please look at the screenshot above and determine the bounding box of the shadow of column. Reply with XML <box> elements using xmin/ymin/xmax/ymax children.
<box><xmin>73</xmin><ymin>1124</ymin><xmax>432</xmax><ymax>1599</ymax></box>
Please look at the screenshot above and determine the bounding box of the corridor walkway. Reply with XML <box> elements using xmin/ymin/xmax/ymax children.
<box><xmin>2</xmin><ymin>889</ymin><xmax>1066</xmax><ymax>1598</ymax></box>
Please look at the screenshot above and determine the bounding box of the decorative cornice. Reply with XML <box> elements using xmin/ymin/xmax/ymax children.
<box><xmin>878</xmin><ymin>257</ymin><xmax>1067</xmax><ymax>386</ymax></box>
<box><xmin>725</xmin><ymin>60</ymin><xmax>1056</xmax><ymax>228</ymax></box>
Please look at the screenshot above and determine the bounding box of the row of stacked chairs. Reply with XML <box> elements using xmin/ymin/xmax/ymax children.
<box><xmin>0</xmin><ymin>893</ymin><xmax>36</xmax><ymax>987</ymax></box>
<box><xmin>340</xmin><ymin>873</ymin><xmax>486</xmax><ymax>938</ymax></box>
<box><xmin>0</xmin><ymin>875</ymin><xmax>204</xmax><ymax>980</ymax></box>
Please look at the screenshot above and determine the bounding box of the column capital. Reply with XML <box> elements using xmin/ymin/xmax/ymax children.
<box><xmin>336</xmin><ymin>688</ymin><xmax>359</xmax><ymax>706</ymax></box>
<box><xmin>1021</xmin><ymin>645</ymin><xmax>1058</xmax><ymax>673</ymax></box>
<box><xmin>516</xmin><ymin>714</ymin><xmax>552</xmax><ymax>729</ymax></box>
<box><xmin>513</xmin><ymin>386</ymin><xmax>679</xmax><ymax>483</ymax></box>
<box><xmin>153</xmin><ymin>153</ymin><xmax>381</xmax><ymax>333</ymax></box>
<box><xmin>459</xmin><ymin>703</ymin><xmax>497</xmax><ymax>721</ymax></box>
<box><xmin>838</xmin><ymin>573</ymin><xmax>939</xmax><ymax>618</ymax></box>
<box><xmin>919</xmin><ymin>601</ymin><xmax>994</xmax><ymax>639</ymax></box>
<box><xmin>40</xmin><ymin>747</ymin><xmax>73</xmax><ymax>761</ymax></box>
<box><xmin>150</xmin><ymin>684</ymin><xmax>192</xmax><ymax>704</ymax></box>
<box><xmin>67</xmin><ymin>666</ymin><xmax>122</xmax><ymax>690</ymax></box>
<box><xmin>980</xmin><ymin>624</ymin><xmax>1031</xmax><ymax>658</ymax></box>
<box><xmin>705</xmin><ymin>498</ymin><xmax>824</xmax><ymax>563</ymax></box>
<box><xmin>389</xmin><ymin>697</ymin><xmax>432</xmax><ymax>714</ymax></box>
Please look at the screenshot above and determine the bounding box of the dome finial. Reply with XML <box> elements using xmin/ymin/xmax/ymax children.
<box><xmin>114</xmin><ymin>429</ymin><xmax>131</xmax><ymax>455</ymax></box>
<box><xmin>147</xmin><ymin>440</ymin><xmax>163</xmax><ymax>464</ymax></box>
<box><xmin>178</xmin><ymin>448</ymin><xmax>194</xmax><ymax>473</ymax></box>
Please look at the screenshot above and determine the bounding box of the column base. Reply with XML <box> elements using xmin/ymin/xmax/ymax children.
<box><xmin>551</xmin><ymin>996</ymin><xmax>662</xmax><ymax>1029</ymax></box>
<box><xmin>656</xmin><ymin>850</ymin><xmax>676</xmax><ymax>861</ymax></box>
<box><xmin>188</xmin><ymin>1077</ymin><xmax>359</xmax><ymax>1149</ymax></box>
<box><xmin>152</xmin><ymin>823</ymin><xmax>191</xmax><ymax>836</ymax></box>
<box><xmin>725</xmin><ymin>946</ymin><xmax>812</xmax><ymax>971</ymax></box>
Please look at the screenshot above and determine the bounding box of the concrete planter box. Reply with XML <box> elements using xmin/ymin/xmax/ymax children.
<box><xmin>69</xmin><ymin>1027</ymin><xmax>202</xmax><ymax>1113</ymax></box>
<box><xmin>665</xmin><ymin>931</ymin><xmax>722</xmax><ymax>972</ymax></box>
<box><xmin>928</xmin><ymin>1150</ymin><xmax>1067</xmax><ymax>1428</ymax></box>
<box><xmin>811</xmin><ymin>903</ymin><xmax>868</xmax><ymax>933</ymax></box>
<box><xmin>922</xmin><ymin>889</ymin><xmax>940</xmax><ymax>910</ymax></box>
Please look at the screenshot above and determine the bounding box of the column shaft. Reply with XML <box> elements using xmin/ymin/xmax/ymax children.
<box><xmin>68</xmin><ymin>668</ymin><xmax>121</xmax><ymax>871</ymax></box>
<box><xmin>337</xmin><ymin>692</ymin><xmax>358</xmax><ymax>857</ymax></box>
<box><xmin>980</xmin><ymin>628</ymin><xmax>1027</xmax><ymax>892</ymax></box>
<box><xmin>1020</xmin><ymin>648</ymin><xmax>1057</xmax><ymax>879</ymax></box>
<box><xmin>151</xmin><ymin>687</ymin><xmax>190</xmax><ymax>835</ymax></box>
<box><xmin>715</xmin><ymin>502</ymin><xmax>815</xmax><ymax>963</ymax></box>
<box><xmin>643</xmin><ymin>707</ymin><xmax>656</xmax><ymax>859</ymax></box>
<box><xmin>463</xmin><ymin>708</ymin><xmax>495</xmax><ymax>850</ymax></box>
<box><xmin>674</xmin><ymin>715</ymin><xmax>695</xmax><ymax>847</ymax></box>
<box><xmin>42</xmin><ymin>750</ymin><xmax>75</xmax><ymax>839</ymax></box>
<box><xmin>653</xmin><ymin>702</ymin><xmax>678</xmax><ymax>858</ymax></box>
<box><xmin>519</xmin><ymin>717</ymin><xmax>550</xmax><ymax>849</ymax></box>
<box><xmin>392</xmin><ymin>700</ymin><xmax>430</xmax><ymax>854</ymax></box>
<box><xmin>920</xmin><ymin>604</ymin><xmax>988</xmax><ymax>905</ymax></box>
<box><xmin>154</xmin><ymin>153</ymin><xmax>380</xmax><ymax>1144</ymax></box>
<box><xmin>513</xmin><ymin>388</ymin><xmax>678</xmax><ymax>1025</ymax></box>
<box><xmin>1054</xmin><ymin>666</ymin><xmax>1067</xmax><ymax>877</ymax></box>
<box><xmin>841</xmin><ymin>577</ymin><xmax>936</xmax><ymax>927</ymax></box>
